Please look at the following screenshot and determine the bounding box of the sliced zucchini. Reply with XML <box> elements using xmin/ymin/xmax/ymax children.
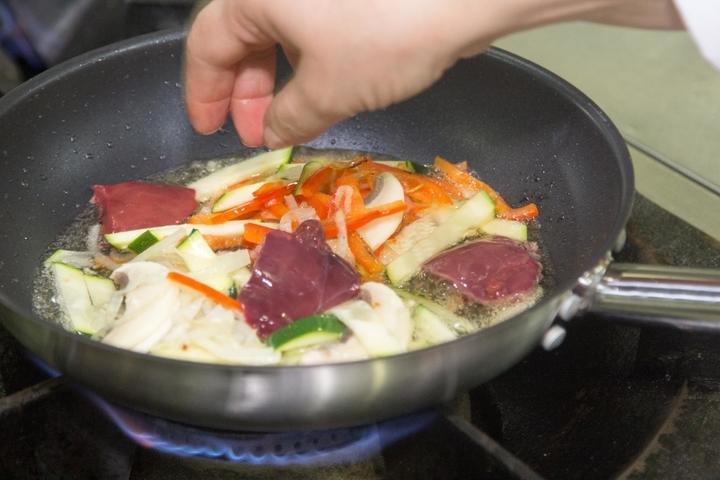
<box><xmin>127</xmin><ymin>230</ymin><xmax>160</xmax><ymax>253</ymax></box>
<box><xmin>176</xmin><ymin>230</ymin><xmax>243</xmax><ymax>294</ymax></box>
<box><xmin>106</xmin><ymin>225</ymin><xmax>185</xmax><ymax>250</ymax></box>
<box><xmin>481</xmin><ymin>219</ymin><xmax>528</xmax><ymax>242</ymax></box>
<box><xmin>357</xmin><ymin>172</ymin><xmax>405</xmax><ymax>250</ymax></box>
<box><xmin>394</xmin><ymin>289</ymin><xmax>474</xmax><ymax>334</ymax></box>
<box><xmin>266</xmin><ymin>314</ymin><xmax>346</xmax><ymax>352</ymax></box>
<box><xmin>176</xmin><ymin>229</ymin><xmax>216</xmax><ymax>269</ymax></box>
<box><xmin>85</xmin><ymin>274</ymin><xmax>116</xmax><ymax>307</ymax></box>
<box><xmin>197</xmin><ymin>274</ymin><xmax>235</xmax><ymax>295</ymax></box>
<box><xmin>105</xmin><ymin>221</ymin><xmax>274</xmax><ymax>250</ymax></box>
<box><xmin>376</xmin><ymin>160</ymin><xmax>412</xmax><ymax>171</ymax></box>
<box><xmin>271</xmin><ymin>162</ymin><xmax>305</xmax><ymax>182</ymax></box>
<box><xmin>409</xmin><ymin>161</ymin><xmax>431</xmax><ymax>175</ymax></box>
<box><xmin>211</xmin><ymin>181</ymin><xmax>266</xmax><ymax>213</ymax></box>
<box><xmin>50</xmin><ymin>262</ymin><xmax>115</xmax><ymax>335</ymax></box>
<box><xmin>412</xmin><ymin>305</ymin><xmax>457</xmax><ymax>345</ymax></box>
<box><xmin>376</xmin><ymin>160</ymin><xmax>429</xmax><ymax>174</ymax></box>
<box><xmin>45</xmin><ymin>249</ymin><xmax>93</xmax><ymax>268</ymax></box>
<box><xmin>330</xmin><ymin>300</ymin><xmax>405</xmax><ymax>357</ymax></box>
<box><xmin>189</xmin><ymin>147</ymin><xmax>293</xmax><ymax>201</ymax></box>
<box><xmin>232</xmin><ymin>267</ymin><xmax>252</xmax><ymax>290</ymax></box>
<box><xmin>298</xmin><ymin>155</ymin><xmax>335</xmax><ymax>165</ymax></box>
<box><xmin>386</xmin><ymin>191</ymin><xmax>495</xmax><ymax>285</ymax></box>
<box><xmin>294</xmin><ymin>160</ymin><xmax>328</xmax><ymax>194</ymax></box>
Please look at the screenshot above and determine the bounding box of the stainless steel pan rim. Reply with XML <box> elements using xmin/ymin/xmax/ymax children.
<box><xmin>4</xmin><ymin>29</ymin><xmax>682</xmax><ymax>431</ymax></box>
<box><xmin>0</xmin><ymin>29</ymin><xmax>634</xmax><ymax>368</ymax></box>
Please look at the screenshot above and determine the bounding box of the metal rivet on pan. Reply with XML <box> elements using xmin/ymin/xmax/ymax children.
<box><xmin>613</xmin><ymin>229</ymin><xmax>627</xmax><ymax>253</ymax></box>
<box><xmin>557</xmin><ymin>293</ymin><xmax>583</xmax><ymax>320</ymax></box>
<box><xmin>541</xmin><ymin>325</ymin><xmax>567</xmax><ymax>351</ymax></box>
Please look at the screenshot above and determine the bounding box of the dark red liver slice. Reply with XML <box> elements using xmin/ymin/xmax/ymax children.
<box><xmin>424</xmin><ymin>239</ymin><xmax>541</xmax><ymax>304</ymax></box>
<box><xmin>91</xmin><ymin>181</ymin><xmax>197</xmax><ymax>233</ymax></box>
<box><xmin>239</xmin><ymin>220</ymin><xmax>360</xmax><ymax>336</ymax></box>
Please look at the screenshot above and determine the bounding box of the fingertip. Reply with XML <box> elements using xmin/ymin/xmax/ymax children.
<box><xmin>193</xmin><ymin>120</ymin><xmax>222</xmax><ymax>136</ymax></box>
<box><xmin>188</xmin><ymin>115</ymin><xmax>222</xmax><ymax>136</ymax></box>
<box><xmin>187</xmin><ymin>101</ymin><xmax>230</xmax><ymax>135</ymax></box>
<box><xmin>262</xmin><ymin>91</ymin><xmax>306</xmax><ymax>148</ymax></box>
<box><xmin>236</xmin><ymin>126</ymin><xmax>263</xmax><ymax>148</ymax></box>
<box><xmin>263</xmin><ymin>126</ymin><xmax>288</xmax><ymax>149</ymax></box>
<box><xmin>231</xmin><ymin>96</ymin><xmax>273</xmax><ymax>147</ymax></box>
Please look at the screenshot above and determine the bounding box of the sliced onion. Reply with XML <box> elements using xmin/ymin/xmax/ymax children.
<box><xmin>101</xmin><ymin>282</ymin><xmax>178</xmax><ymax>352</ymax></box>
<box><xmin>151</xmin><ymin>341</ymin><xmax>223</xmax><ymax>363</ymax></box>
<box><xmin>333</xmin><ymin>210</ymin><xmax>354</xmax><ymax>265</ymax></box>
<box><xmin>298</xmin><ymin>336</ymin><xmax>368</xmax><ymax>365</ymax></box>
<box><xmin>175</xmin><ymin>293</ymin><xmax>205</xmax><ymax>324</ymax></box>
<box><xmin>205</xmin><ymin>304</ymin><xmax>236</xmax><ymax>324</ymax></box>
<box><xmin>284</xmin><ymin>194</ymin><xmax>298</xmax><ymax>210</ymax></box>
<box><xmin>103</xmin><ymin>291</ymin><xmax>125</xmax><ymax>324</ymax></box>
<box><xmin>192</xmin><ymin>336</ymin><xmax>280</xmax><ymax>365</ymax></box>
<box><xmin>93</xmin><ymin>253</ymin><xmax>121</xmax><ymax>271</ymax></box>
<box><xmin>334</xmin><ymin>185</ymin><xmax>354</xmax><ymax>214</ymax></box>
<box><xmin>111</xmin><ymin>261</ymin><xmax>169</xmax><ymax>293</ymax></box>
<box><xmin>279</xmin><ymin>206</ymin><xmax>319</xmax><ymax>232</ymax></box>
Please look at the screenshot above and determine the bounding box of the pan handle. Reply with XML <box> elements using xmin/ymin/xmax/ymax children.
<box><xmin>587</xmin><ymin>263</ymin><xmax>720</xmax><ymax>331</ymax></box>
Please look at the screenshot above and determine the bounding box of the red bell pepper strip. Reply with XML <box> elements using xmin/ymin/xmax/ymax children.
<box><xmin>189</xmin><ymin>183</ymin><xmax>296</xmax><ymax>224</ymax></box>
<box><xmin>434</xmin><ymin>156</ymin><xmax>539</xmax><ymax>220</ymax></box>
<box><xmin>324</xmin><ymin>200</ymin><xmax>406</xmax><ymax>238</ymax></box>
<box><xmin>348</xmin><ymin>231</ymin><xmax>385</xmax><ymax>280</ymax></box>
<box><xmin>242</xmin><ymin>222</ymin><xmax>274</xmax><ymax>245</ymax></box>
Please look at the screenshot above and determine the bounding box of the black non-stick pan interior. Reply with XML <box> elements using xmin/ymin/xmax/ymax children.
<box><xmin>0</xmin><ymin>29</ymin><xmax>633</xmax><ymax>322</ymax></box>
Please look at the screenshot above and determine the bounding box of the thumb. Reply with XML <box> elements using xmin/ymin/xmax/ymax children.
<box><xmin>263</xmin><ymin>66</ymin><xmax>353</xmax><ymax>148</ymax></box>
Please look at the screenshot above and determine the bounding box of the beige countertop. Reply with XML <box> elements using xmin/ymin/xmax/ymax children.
<box><xmin>495</xmin><ymin>22</ymin><xmax>720</xmax><ymax>240</ymax></box>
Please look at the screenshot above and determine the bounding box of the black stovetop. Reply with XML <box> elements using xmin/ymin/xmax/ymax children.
<box><xmin>1</xmin><ymin>195</ymin><xmax>719</xmax><ymax>480</ymax></box>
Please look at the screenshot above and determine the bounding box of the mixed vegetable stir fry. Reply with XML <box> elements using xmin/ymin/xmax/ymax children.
<box><xmin>43</xmin><ymin>148</ymin><xmax>542</xmax><ymax>365</ymax></box>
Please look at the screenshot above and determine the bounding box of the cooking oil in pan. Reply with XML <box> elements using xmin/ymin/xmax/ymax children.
<box><xmin>32</xmin><ymin>147</ymin><xmax>553</xmax><ymax>350</ymax></box>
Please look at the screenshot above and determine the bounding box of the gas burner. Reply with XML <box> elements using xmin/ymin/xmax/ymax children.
<box><xmin>91</xmin><ymin>395</ymin><xmax>438</xmax><ymax>466</ymax></box>
<box><xmin>28</xmin><ymin>353</ymin><xmax>437</xmax><ymax>466</ymax></box>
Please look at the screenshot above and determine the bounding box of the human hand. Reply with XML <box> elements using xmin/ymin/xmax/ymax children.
<box><xmin>184</xmin><ymin>0</ymin><xmax>683</xmax><ymax>148</ymax></box>
<box><xmin>185</xmin><ymin>0</ymin><xmax>486</xmax><ymax>148</ymax></box>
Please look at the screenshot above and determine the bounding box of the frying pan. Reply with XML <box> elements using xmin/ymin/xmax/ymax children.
<box><xmin>0</xmin><ymin>30</ymin><xmax>718</xmax><ymax>431</ymax></box>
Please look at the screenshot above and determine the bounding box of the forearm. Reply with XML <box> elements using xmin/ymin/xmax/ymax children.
<box><xmin>451</xmin><ymin>0</ymin><xmax>684</xmax><ymax>58</ymax></box>
<box><xmin>185</xmin><ymin>0</ymin><xmax>693</xmax><ymax>147</ymax></box>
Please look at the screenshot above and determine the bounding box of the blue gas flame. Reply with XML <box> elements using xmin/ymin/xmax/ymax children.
<box><xmin>28</xmin><ymin>354</ymin><xmax>437</xmax><ymax>466</ymax></box>
<box><xmin>94</xmin><ymin>397</ymin><xmax>437</xmax><ymax>466</ymax></box>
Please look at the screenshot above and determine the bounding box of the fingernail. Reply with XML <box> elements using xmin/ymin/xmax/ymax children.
<box><xmin>263</xmin><ymin>126</ymin><xmax>286</xmax><ymax>149</ymax></box>
<box><xmin>193</xmin><ymin>123</ymin><xmax>220</xmax><ymax>136</ymax></box>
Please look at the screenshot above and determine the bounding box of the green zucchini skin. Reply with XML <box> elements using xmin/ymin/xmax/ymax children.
<box><xmin>127</xmin><ymin>230</ymin><xmax>160</xmax><ymax>253</ymax></box>
<box><xmin>189</xmin><ymin>147</ymin><xmax>293</xmax><ymax>201</ymax></box>
<box><xmin>266</xmin><ymin>314</ymin><xmax>346</xmax><ymax>352</ymax></box>
<box><xmin>387</xmin><ymin>191</ymin><xmax>496</xmax><ymax>285</ymax></box>
<box><xmin>49</xmin><ymin>262</ymin><xmax>115</xmax><ymax>335</ymax></box>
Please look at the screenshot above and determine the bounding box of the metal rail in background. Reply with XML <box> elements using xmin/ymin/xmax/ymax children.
<box><xmin>625</xmin><ymin>137</ymin><xmax>720</xmax><ymax>198</ymax></box>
